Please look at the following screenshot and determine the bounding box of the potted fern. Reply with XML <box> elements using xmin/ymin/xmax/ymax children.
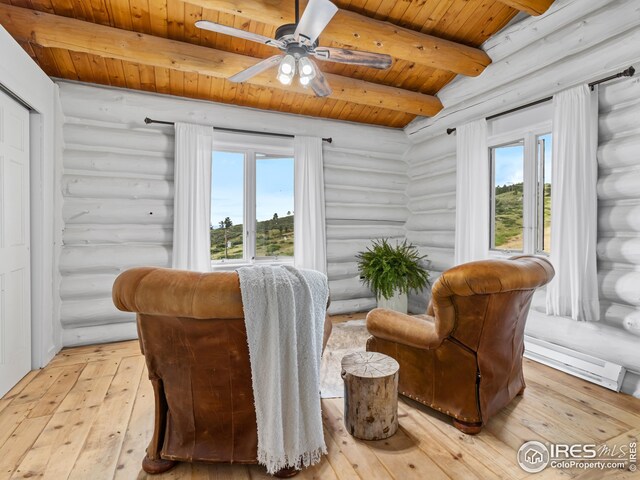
<box><xmin>356</xmin><ymin>239</ymin><xmax>430</xmax><ymax>314</ymax></box>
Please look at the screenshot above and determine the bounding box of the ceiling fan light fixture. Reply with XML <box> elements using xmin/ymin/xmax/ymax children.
<box><xmin>299</xmin><ymin>56</ymin><xmax>315</xmax><ymax>77</ymax></box>
<box><xmin>195</xmin><ymin>0</ymin><xmax>391</xmax><ymax>98</ymax></box>
<box><xmin>279</xmin><ymin>54</ymin><xmax>296</xmax><ymax>75</ymax></box>
<box><xmin>277</xmin><ymin>54</ymin><xmax>296</xmax><ymax>85</ymax></box>
<box><xmin>298</xmin><ymin>56</ymin><xmax>316</xmax><ymax>87</ymax></box>
<box><xmin>278</xmin><ymin>72</ymin><xmax>294</xmax><ymax>85</ymax></box>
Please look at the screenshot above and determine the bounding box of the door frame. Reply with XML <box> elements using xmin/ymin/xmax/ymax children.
<box><xmin>0</xmin><ymin>26</ymin><xmax>61</xmax><ymax>369</ymax></box>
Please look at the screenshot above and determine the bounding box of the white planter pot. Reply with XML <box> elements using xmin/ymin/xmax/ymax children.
<box><xmin>377</xmin><ymin>290</ymin><xmax>408</xmax><ymax>314</ymax></box>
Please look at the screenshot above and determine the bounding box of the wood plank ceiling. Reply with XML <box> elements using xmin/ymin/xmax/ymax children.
<box><xmin>0</xmin><ymin>0</ymin><xmax>554</xmax><ymax>128</ymax></box>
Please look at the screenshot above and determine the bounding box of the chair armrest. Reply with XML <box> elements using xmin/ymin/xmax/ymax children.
<box><xmin>366</xmin><ymin>308</ymin><xmax>444</xmax><ymax>350</ymax></box>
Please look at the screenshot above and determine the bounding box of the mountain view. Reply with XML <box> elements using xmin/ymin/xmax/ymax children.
<box><xmin>211</xmin><ymin>213</ymin><xmax>294</xmax><ymax>260</ymax></box>
<box><xmin>494</xmin><ymin>182</ymin><xmax>551</xmax><ymax>251</ymax></box>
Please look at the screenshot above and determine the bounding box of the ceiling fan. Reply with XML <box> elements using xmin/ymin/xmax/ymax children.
<box><xmin>195</xmin><ymin>0</ymin><xmax>393</xmax><ymax>97</ymax></box>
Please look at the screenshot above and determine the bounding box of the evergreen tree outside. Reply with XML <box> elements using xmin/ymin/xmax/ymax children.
<box><xmin>218</xmin><ymin>217</ymin><xmax>233</xmax><ymax>259</ymax></box>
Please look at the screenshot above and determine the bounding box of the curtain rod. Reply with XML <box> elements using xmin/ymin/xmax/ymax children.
<box><xmin>144</xmin><ymin>118</ymin><xmax>333</xmax><ymax>143</ymax></box>
<box><xmin>445</xmin><ymin>66</ymin><xmax>635</xmax><ymax>135</ymax></box>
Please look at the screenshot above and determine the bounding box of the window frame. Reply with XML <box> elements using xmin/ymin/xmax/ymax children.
<box><xmin>487</xmin><ymin>120</ymin><xmax>552</xmax><ymax>258</ymax></box>
<box><xmin>536</xmin><ymin>134</ymin><xmax>552</xmax><ymax>254</ymax></box>
<box><xmin>489</xmin><ymin>138</ymin><xmax>525</xmax><ymax>253</ymax></box>
<box><xmin>210</xmin><ymin>133</ymin><xmax>294</xmax><ymax>269</ymax></box>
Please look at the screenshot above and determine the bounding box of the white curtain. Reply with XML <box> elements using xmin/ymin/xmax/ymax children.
<box><xmin>546</xmin><ymin>85</ymin><xmax>600</xmax><ymax>321</ymax></box>
<box><xmin>454</xmin><ymin>118</ymin><xmax>490</xmax><ymax>265</ymax></box>
<box><xmin>172</xmin><ymin>122</ymin><xmax>213</xmax><ymax>271</ymax></box>
<box><xmin>293</xmin><ymin>136</ymin><xmax>327</xmax><ymax>274</ymax></box>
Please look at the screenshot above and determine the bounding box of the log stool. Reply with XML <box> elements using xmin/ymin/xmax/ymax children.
<box><xmin>341</xmin><ymin>351</ymin><xmax>399</xmax><ymax>440</ymax></box>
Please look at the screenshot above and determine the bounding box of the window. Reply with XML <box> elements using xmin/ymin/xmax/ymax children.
<box><xmin>491</xmin><ymin>141</ymin><xmax>525</xmax><ymax>251</ymax></box>
<box><xmin>210</xmin><ymin>144</ymin><xmax>294</xmax><ymax>264</ymax></box>
<box><xmin>255</xmin><ymin>154</ymin><xmax>295</xmax><ymax>258</ymax></box>
<box><xmin>211</xmin><ymin>151</ymin><xmax>244</xmax><ymax>260</ymax></box>
<box><xmin>490</xmin><ymin>131</ymin><xmax>552</xmax><ymax>255</ymax></box>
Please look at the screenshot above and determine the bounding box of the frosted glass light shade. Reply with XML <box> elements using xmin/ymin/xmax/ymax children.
<box><xmin>278</xmin><ymin>73</ymin><xmax>293</xmax><ymax>85</ymax></box>
<box><xmin>299</xmin><ymin>57</ymin><xmax>316</xmax><ymax>78</ymax></box>
<box><xmin>279</xmin><ymin>55</ymin><xmax>296</xmax><ymax>76</ymax></box>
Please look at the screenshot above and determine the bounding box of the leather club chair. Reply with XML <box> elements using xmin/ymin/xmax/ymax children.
<box><xmin>113</xmin><ymin>267</ymin><xmax>333</xmax><ymax>476</ymax></box>
<box><xmin>366</xmin><ymin>255</ymin><xmax>554</xmax><ymax>435</ymax></box>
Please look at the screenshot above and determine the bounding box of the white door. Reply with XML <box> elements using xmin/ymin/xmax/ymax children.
<box><xmin>0</xmin><ymin>90</ymin><xmax>31</xmax><ymax>397</ymax></box>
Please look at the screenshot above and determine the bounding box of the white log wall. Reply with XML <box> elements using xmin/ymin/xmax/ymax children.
<box><xmin>57</xmin><ymin>81</ymin><xmax>409</xmax><ymax>346</ymax></box>
<box><xmin>405</xmin><ymin>133</ymin><xmax>456</xmax><ymax>314</ymax></box>
<box><xmin>596</xmin><ymin>77</ymin><xmax>640</xmax><ymax>336</ymax></box>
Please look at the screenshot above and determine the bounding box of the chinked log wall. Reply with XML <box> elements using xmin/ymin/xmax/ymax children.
<box><xmin>404</xmin><ymin>77</ymin><xmax>640</xmax><ymax>336</ymax></box>
<box><xmin>58</xmin><ymin>81</ymin><xmax>409</xmax><ymax>346</ymax></box>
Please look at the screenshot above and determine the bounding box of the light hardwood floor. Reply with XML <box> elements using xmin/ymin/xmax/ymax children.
<box><xmin>1</xmin><ymin>334</ymin><xmax>639</xmax><ymax>479</ymax></box>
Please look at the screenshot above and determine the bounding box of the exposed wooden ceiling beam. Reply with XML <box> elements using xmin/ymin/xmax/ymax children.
<box><xmin>0</xmin><ymin>5</ymin><xmax>442</xmax><ymax>117</ymax></box>
<box><xmin>498</xmin><ymin>0</ymin><xmax>554</xmax><ymax>16</ymax></box>
<box><xmin>185</xmin><ymin>0</ymin><xmax>491</xmax><ymax>77</ymax></box>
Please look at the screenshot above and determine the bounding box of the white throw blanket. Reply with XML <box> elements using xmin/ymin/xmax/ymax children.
<box><xmin>237</xmin><ymin>265</ymin><xmax>329</xmax><ymax>474</ymax></box>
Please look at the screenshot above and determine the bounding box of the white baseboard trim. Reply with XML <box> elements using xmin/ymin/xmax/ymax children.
<box><xmin>524</xmin><ymin>335</ymin><xmax>626</xmax><ymax>392</ymax></box>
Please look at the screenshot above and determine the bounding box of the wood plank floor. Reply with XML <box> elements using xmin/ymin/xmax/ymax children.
<box><xmin>1</xmin><ymin>335</ymin><xmax>639</xmax><ymax>479</ymax></box>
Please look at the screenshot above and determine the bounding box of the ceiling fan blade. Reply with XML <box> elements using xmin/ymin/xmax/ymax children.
<box><xmin>313</xmin><ymin>47</ymin><xmax>392</xmax><ymax>70</ymax></box>
<box><xmin>294</xmin><ymin>0</ymin><xmax>338</xmax><ymax>45</ymax></box>
<box><xmin>228</xmin><ymin>55</ymin><xmax>284</xmax><ymax>83</ymax></box>
<box><xmin>309</xmin><ymin>63</ymin><xmax>332</xmax><ymax>97</ymax></box>
<box><xmin>195</xmin><ymin>20</ymin><xmax>284</xmax><ymax>49</ymax></box>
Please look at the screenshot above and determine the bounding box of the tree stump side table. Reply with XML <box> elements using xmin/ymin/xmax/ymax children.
<box><xmin>341</xmin><ymin>351</ymin><xmax>399</xmax><ymax>440</ymax></box>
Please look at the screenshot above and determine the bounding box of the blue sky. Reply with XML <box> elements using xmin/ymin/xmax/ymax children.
<box><xmin>494</xmin><ymin>143</ymin><xmax>524</xmax><ymax>186</ymax></box>
<box><xmin>256</xmin><ymin>156</ymin><xmax>295</xmax><ymax>221</ymax></box>
<box><xmin>211</xmin><ymin>151</ymin><xmax>294</xmax><ymax>227</ymax></box>
<box><xmin>493</xmin><ymin>133</ymin><xmax>552</xmax><ymax>186</ymax></box>
<box><xmin>540</xmin><ymin>133</ymin><xmax>552</xmax><ymax>184</ymax></box>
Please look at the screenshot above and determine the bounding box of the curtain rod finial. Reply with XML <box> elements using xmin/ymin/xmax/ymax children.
<box><xmin>447</xmin><ymin>128</ymin><xmax>456</xmax><ymax>135</ymax></box>
<box><xmin>144</xmin><ymin>117</ymin><xmax>152</xmax><ymax>124</ymax></box>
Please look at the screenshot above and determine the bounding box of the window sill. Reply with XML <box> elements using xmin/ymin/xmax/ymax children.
<box><xmin>488</xmin><ymin>250</ymin><xmax>523</xmax><ymax>259</ymax></box>
<box><xmin>210</xmin><ymin>258</ymin><xmax>294</xmax><ymax>271</ymax></box>
<box><xmin>488</xmin><ymin>250</ymin><xmax>550</xmax><ymax>260</ymax></box>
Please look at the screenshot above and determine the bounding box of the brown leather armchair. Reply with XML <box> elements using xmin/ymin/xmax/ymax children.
<box><xmin>113</xmin><ymin>267</ymin><xmax>332</xmax><ymax>476</ymax></box>
<box><xmin>366</xmin><ymin>256</ymin><xmax>554</xmax><ymax>434</ymax></box>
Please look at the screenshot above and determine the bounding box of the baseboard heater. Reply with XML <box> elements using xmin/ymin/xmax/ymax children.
<box><xmin>524</xmin><ymin>335</ymin><xmax>626</xmax><ymax>391</ymax></box>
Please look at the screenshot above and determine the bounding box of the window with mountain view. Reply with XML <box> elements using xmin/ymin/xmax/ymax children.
<box><xmin>210</xmin><ymin>148</ymin><xmax>294</xmax><ymax>263</ymax></box>
<box><xmin>489</xmin><ymin>132</ymin><xmax>552</xmax><ymax>255</ymax></box>
<box><xmin>255</xmin><ymin>154</ymin><xmax>294</xmax><ymax>258</ymax></box>
<box><xmin>491</xmin><ymin>141</ymin><xmax>525</xmax><ymax>251</ymax></box>
<box><xmin>211</xmin><ymin>151</ymin><xmax>245</xmax><ymax>261</ymax></box>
